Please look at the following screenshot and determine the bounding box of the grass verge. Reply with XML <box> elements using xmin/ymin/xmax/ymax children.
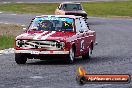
<box><xmin>0</xmin><ymin>3</ymin><xmax>58</xmax><ymax>14</ymax></box>
<box><xmin>0</xmin><ymin>35</ymin><xmax>14</xmax><ymax>50</ymax></box>
<box><xmin>83</xmin><ymin>1</ymin><xmax>132</xmax><ymax>17</ymax></box>
<box><xmin>0</xmin><ymin>24</ymin><xmax>23</xmax><ymax>49</ymax></box>
<box><xmin>0</xmin><ymin>1</ymin><xmax>132</xmax><ymax>17</ymax></box>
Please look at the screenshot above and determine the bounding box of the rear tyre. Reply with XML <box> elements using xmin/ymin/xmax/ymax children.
<box><xmin>82</xmin><ymin>47</ymin><xmax>92</xmax><ymax>60</ymax></box>
<box><xmin>15</xmin><ymin>54</ymin><xmax>27</xmax><ymax>64</ymax></box>
<box><xmin>67</xmin><ymin>47</ymin><xmax>75</xmax><ymax>64</ymax></box>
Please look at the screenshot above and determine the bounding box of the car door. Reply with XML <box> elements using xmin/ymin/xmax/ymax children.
<box><xmin>75</xmin><ymin>18</ymin><xmax>85</xmax><ymax>56</ymax></box>
<box><xmin>80</xmin><ymin>18</ymin><xmax>90</xmax><ymax>54</ymax></box>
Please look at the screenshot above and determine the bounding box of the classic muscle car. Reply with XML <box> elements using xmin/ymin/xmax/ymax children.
<box><xmin>55</xmin><ymin>2</ymin><xmax>88</xmax><ymax>19</ymax></box>
<box><xmin>15</xmin><ymin>15</ymin><xmax>96</xmax><ymax>64</ymax></box>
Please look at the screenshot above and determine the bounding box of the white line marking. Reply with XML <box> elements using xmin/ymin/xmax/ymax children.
<box><xmin>16</xmin><ymin>2</ymin><xmax>24</xmax><ymax>3</ymax></box>
<box><xmin>0</xmin><ymin>22</ymin><xmax>23</xmax><ymax>25</ymax></box>
<box><xmin>0</xmin><ymin>48</ymin><xmax>15</xmax><ymax>54</ymax></box>
<box><xmin>4</xmin><ymin>23</ymin><xmax>9</xmax><ymax>24</ymax></box>
<box><xmin>41</xmin><ymin>31</ymin><xmax>56</xmax><ymax>40</ymax></box>
<box><xmin>30</xmin><ymin>76</ymin><xmax>43</xmax><ymax>79</ymax></box>
<box><xmin>2</xmin><ymin>2</ymin><xmax>11</xmax><ymax>4</ymax></box>
<box><xmin>89</xmin><ymin>16</ymin><xmax>132</xmax><ymax>20</ymax></box>
<box><xmin>11</xmin><ymin>14</ymin><xmax>17</xmax><ymax>15</ymax></box>
<box><xmin>0</xmin><ymin>12</ymin><xmax>3</xmax><ymax>14</ymax></box>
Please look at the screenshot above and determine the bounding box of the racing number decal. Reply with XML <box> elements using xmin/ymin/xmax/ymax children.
<box><xmin>80</xmin><ymin>40</ymin><xmax>84</xmax><ymax>51</ymax></box>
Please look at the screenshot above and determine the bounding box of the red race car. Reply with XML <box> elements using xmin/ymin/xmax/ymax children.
<box><xmin>15</xmin><ymin>15</ymin><xmax>96</xmax><ymax>64</ymax></box>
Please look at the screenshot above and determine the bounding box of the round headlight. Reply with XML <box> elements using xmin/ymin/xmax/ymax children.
<box><xmin>16</xmin><ymin>40</ymin><xmax>25</xmax><ymax>47</ymax></box>
<box><xmin>60</xmin><ymin>42</ymin><xmax>65</xmax><ymax>48</ymax></box>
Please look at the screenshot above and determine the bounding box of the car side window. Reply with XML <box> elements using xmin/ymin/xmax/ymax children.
<box><xmin>80</xmin><ymin>18</ymin><xmax>88</xmax><ymax>31</ymax></box>
<box><xmin>75</xmin><ymin>18</ymin><xmax>82</xmax><ymax>32</ymax></box>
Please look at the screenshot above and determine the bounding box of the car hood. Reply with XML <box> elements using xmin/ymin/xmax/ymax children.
<box><xmin>16</xmin><ymin>31</ymin><xmax>75</xmax><ymax>41</ymax></box>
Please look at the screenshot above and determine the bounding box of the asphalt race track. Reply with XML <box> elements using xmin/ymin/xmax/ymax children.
<box><xmin>0</xmin><ymin>12</ymin><xmax>132</xmax><ymax>88</ymax></box>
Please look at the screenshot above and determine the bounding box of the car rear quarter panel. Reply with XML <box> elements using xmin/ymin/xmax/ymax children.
<box><xmin>89</xmin><ymin>30</ymin><xmax>96</xmax><ymax>43</ymax></box>
<box><xmin>65</xmin><ymin>33</ymin><xmax>83</xmax><ymax>57</ymax></box>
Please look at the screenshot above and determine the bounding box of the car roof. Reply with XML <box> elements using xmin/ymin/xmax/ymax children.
<box><xmin>36</xmin><ymin>15</ymin><xmax>83</xmax><ymax>19</ymax></box>
<box><xmin>61</xmin><ymin>2</ymin><xmax>81</xmax><ymax>4</ymax></box>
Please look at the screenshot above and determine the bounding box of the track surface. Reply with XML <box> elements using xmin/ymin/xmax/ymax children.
<box><xmin>0</xmin><ymin>13</ymin><xmax>132</xmax><ymax>88</ymax></box>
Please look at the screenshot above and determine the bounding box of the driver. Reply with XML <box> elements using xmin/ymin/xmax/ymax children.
<box><xmin>38</xmin><ymin>20</ymin><xmax>53</xmax><ymax>30</ymax></box>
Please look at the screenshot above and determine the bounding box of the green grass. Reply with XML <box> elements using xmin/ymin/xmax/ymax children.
<box><xmin>0</xmin><ymin>3</ymin><xmax>58</xmax><ymax>14</ymax></box>
<box><xmin>0</xmin><ymin>1</ymin><xmax>132</xmax><ymax>17</ymax></box>
<box><xmin>82</xmin><ymin>1</ymin><xmax>132</xmax><ymax>17</ymax></box>
<box><xmin>0</xmin><ymin>24</ymin><xmax>22</xmax><ymax>49</ymax></box>
<box><xmin>0</xmin><ymin>35</ymin><xmax>14</xmax><ymax>49</ymax></box>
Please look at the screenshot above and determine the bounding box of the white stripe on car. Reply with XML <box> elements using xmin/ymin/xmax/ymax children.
<box><xmin>33</xmin><ymin>31</ymin><xmax>48</xmax><ymax>40</ymax></box>
<box><xmin>41</xmin><ymin>31</ymin><xmax>56</xmax><ymax>40</ymax></box>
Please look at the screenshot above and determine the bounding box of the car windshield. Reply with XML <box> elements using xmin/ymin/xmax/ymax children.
<box><xmin>29</xmin><ymin>17</ymin><xmax>74</xmax><ymax>32</ymax></box>
<box><xmin>63</xmin><ymin>4</ymin><xmax>82</xmax><ymax>11</ymax></box>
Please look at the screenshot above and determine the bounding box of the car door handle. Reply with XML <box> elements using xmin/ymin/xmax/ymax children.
<box><xmin>84</xmin><ymin>33</ymin><xmax>89</xmax><ymax>36</ymax></box>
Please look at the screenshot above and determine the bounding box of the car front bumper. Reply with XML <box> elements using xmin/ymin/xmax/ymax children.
<box><xmin>15</xmin><ymin>50</ymin><xmax>69</xmax><ymax>55</ymax></box>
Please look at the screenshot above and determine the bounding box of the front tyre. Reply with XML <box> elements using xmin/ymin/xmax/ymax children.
<box><xmin>82</xmin><ymin>47</ymin><xmax>92</xmax><ymax>60</ymax></box>
<box><xmin>67</xmin><ymin>47</ymin><xmax>75</xmax><ymax>64</ymax></box>
<box><xmin>15</xmin><ymin>54</ymin><xmax>27</xmax><ymax>64</ymax></box>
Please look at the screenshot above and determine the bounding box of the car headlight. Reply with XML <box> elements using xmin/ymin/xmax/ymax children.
<box><xmin>60</xmin><ymin>42</ymin><xmax>65</xmax><ymax>48</ymax></box>
<box><xmin>56</xmin><ymin>41</ymin><xmax>65</xmax><ymax>49</ymax></box>
<box><xmin>16</xmin><ymin>40</ymin><xmax>26</xmax><ymax>47</ymax></box>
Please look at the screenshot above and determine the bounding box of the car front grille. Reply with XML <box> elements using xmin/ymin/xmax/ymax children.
<box><xmin>16</xmin><ymin>40</ymin><xmax>64</xmax><ymax>50</ymax></box>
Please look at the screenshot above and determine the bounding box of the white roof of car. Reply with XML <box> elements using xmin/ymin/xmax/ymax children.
<box><xmin>36</xmin><ymin>15</ymin><xmax>82</xmax><ymax>19</ymax></box>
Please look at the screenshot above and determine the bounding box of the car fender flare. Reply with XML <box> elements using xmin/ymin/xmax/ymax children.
<box><xmin>69</xmin><ymin>42</ymin><xmax>76</xmax><ymax>52</ymax></box>
<box><xmin>90</xmin><ymin>40</ymin><xmax>94</xmax><ymax>50</ymax></box>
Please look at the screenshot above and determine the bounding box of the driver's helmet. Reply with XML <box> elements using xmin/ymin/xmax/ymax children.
<box><xmin>38</xmin><ymin>20</ymin><xmax>53</xmax><ymax>30</ymax></box>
